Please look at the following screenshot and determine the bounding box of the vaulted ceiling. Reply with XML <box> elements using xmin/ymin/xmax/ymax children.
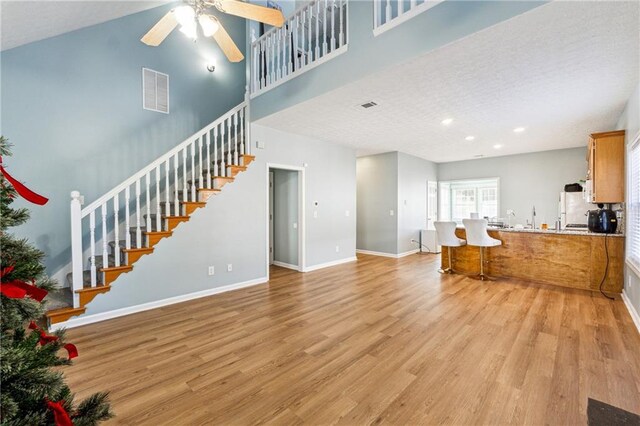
<box><xmin>257</xmin><ymin>1</ymin><xmax>640</xmax><ymax>163</ymax></box>
<box><xmin>1</xmin><ymin>1</ymin><xmax>171</xmax><ymax>51</ymax></box>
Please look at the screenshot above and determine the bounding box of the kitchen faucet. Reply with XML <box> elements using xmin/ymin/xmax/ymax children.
<box><xmin>532</xmin><ymin>205</ymin><xmax>537</xmax><ymax>229</ymax></box>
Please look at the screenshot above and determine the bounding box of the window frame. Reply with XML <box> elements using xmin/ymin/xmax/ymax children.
<box><xmin>438</xmin><ymin>177</ymin><xmax>501</xmax><ymax>224</ymax></box>
<box><xmin>627</xmin><ymin>131</ymin><xmax>640</xmax><ymax>277</ymax></box>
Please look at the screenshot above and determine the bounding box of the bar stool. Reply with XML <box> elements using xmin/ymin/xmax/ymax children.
<box><xmin>434</xmin><ymin>221</ymin><xmax>466</xmax><ymax>274</ymax></box>
<box><xmin>462</xmin><ymin>219</ymin><xmax>502</xmax><ymax>280</ymax></box>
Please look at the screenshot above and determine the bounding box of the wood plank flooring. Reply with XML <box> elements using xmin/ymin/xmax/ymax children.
<box><xmin>63</xmin><ymin>253</ymin><xmax>640</xmax><ymax>425</ymax></box>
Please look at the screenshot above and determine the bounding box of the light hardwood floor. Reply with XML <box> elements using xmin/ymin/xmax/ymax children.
<box><xmin>63</xmin><ymin>253</ymin><xmax>640</xmax><ymax>425</ymax></box>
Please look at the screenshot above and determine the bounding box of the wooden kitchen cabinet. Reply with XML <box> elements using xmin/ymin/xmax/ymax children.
<box><xmin>587</xmin><ymin>130</ymin><xmax>625</xmax><ymax>203</ymax></box>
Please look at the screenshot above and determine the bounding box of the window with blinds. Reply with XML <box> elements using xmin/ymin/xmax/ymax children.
<box><xmin>142</xmin><ymin>68</ymin><xmax>169</xmax><ymax>114</ymax></box>
<box><xmin>628</xmin><ymin>135</ymin><xmax>640</xmax><ymax>272</ymax></box>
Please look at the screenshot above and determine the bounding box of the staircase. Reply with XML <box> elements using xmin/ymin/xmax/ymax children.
<box><xmin>46</xmin><ymin>102</ymin><xmax>253</xmax><ymax>326</ymax></box>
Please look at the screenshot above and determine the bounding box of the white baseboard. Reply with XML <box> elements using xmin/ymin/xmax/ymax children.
<box><xmin>49</xmin><ymin>277</ymin><xmax>268</xmax><ymax>331</ymax></box>
<box><xmin>303</xmin><ymin>256</ymin><xmax>357</xmax><ymax>272</ymax></box>
<box><xmin>622</xmin><ymin>290</ymin><xmax>640</xmax><ymax>335</ymax></box>
<box><xmin>356</xmin><ymin>249</ymin><xmax>419</xmax><ymax>259</ymax></box>
<box><xmin>272</xmin><ymin>261</ymin><xmax>300</xmax><ymax>271</ymax></box>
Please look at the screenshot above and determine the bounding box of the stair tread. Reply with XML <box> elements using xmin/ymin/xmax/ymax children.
<box><xmin>46</xmin><ymin>306</ymin><xmax>86</xmax><ymax>315</ymax></box>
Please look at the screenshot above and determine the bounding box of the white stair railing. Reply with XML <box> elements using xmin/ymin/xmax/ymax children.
<box><xmin>68</xmin><ymin>102</ymin><xmax>249</xmax><ymax>308</ymax></box>
<box><xmin>373</xmin><ymin>0</ymin><xmax>443</xmax><ymax>36</ymax></box>
<box><xmin>250</xmin><ymin>0</ymin><xmax>348</xmax><ymax>97</ymax></box>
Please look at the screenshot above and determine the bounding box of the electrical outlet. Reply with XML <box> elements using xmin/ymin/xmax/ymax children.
<box><xmin>313</xmin><ymin>211</ymin><xmax>318</xmax><ymax>219</ymax></box>
<box><xmin>336</xmin><ymin>245</ymin><xmax>340</xmax><ymax>253</ymax></box>
<box><xmin>208</xmin><ymin>266</ymin><xmax>215</xmax><ymax>276</ymax></box>
<box><xmin>227</xmin><ymin>264</ymin><xmax>233</xmax><ymax>272</ymax></box>
<box><xmin>345</xmin><ymin>210</ymin><xmax>350</xmax><ymax>217</ymax></box>
<box><xmin>293</xmin><ymin>222</ymin><xmax>298</xmax><ymax>229</ymax></box>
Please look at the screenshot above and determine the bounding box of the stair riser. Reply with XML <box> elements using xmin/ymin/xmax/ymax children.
<box><xmin>166</xmin><ymin>217</ymin><xmax>189</xmax><ymax>232</ymax></box>
<box><xmin>183</xmin><ymin>203</ymin><xmax>206</xmax><ymax>215</ymax></box>
<box><xmin>103</xmin><ymin>268</ymin><xmax>132</xmax><ymax>286</ymax></box>
<box><xmin>146</xmin><ymin>232</ymin><xmax>172</xmax><ymax>247</ymax></box>
<box><xmin>78</xmin><ymin>287</ymin><xmax>110</xmax><ymax>306</ymax></box>
<box><xmin>46</xmin><ymin>308</ymin><xmax>86</xmax><ymax>325</ymax></box>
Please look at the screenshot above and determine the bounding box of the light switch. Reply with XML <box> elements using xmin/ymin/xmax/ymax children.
<box><xmin>345</xmin><ymin>210</ymin><xmax>350</xmax><ymax>217</ymax></box>
<box><xmin>313</xmin><ymin>211</ymin><xmax>318</xmax><ymax>219</ymax></box>
<box><xmin>390</xmin><ymin>210</ymin><xmax>395</xmax><ymax>216</ymax></box>
<box><xmin>293</xmin><ymin>222</ymin><xmax>298</xmax><ymax>229</ymax></box>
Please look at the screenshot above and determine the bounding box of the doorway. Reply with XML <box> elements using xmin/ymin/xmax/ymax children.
<box><xmin>268</xmin><ymin>166</ymin><xmax>304</xmax><ymax>274</ymax></box>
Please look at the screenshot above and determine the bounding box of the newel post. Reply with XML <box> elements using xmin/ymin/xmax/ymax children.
<box><xmin>70</xmin><ymin>191</ymin><xmax>84</xmax><ymax>308</ymax></box>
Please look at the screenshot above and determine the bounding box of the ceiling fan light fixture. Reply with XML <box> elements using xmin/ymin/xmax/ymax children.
<box><xmin>174</xmin><ymin>5</ymin><xmax>196</xmax><ymax>27</ymax></box>
<box><xmin>198</xmin><ymin>15</ymin><xmax>220</xmax><ymax>37</ymax></box>
<box><xmin>179</xmin><ymin>22</ymin><xmax>198</xmax><ymax>40</ymax></box>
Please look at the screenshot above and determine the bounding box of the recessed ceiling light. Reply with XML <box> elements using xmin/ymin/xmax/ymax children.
<box><xmin>465</xmin><ymin>136</ymin><xmax>475</xmax><ymax>141</ymax></box>
<box><xmin>441</xmin><ymin>118</ymin><xmax>453</xmax><ymax>126</ymax></box>
<box><xmin>513</xmin><ymin>127</ymin><xmax>525</xmax><ymax>133</ymax></box>
<box><xmin>493</xmin><ymin>144</ymin><xmax>503</xmax><ymax>149</ymax></box>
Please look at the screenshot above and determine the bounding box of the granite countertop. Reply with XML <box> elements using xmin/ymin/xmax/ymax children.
<box><xmin>488</xmin><ymin>227</ymin><xmax>625</xmax><ymax>237</ymax></box>
<box><xmin>456</xmin><ymin>226</ymin><xmax>624</xmax><ymax>237</ymax></box>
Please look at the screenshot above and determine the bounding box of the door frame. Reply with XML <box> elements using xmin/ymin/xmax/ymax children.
<box><xmin>266</xmin><ymin>163</ymin><xmax>306</xmax><ymax>279</ymax></box>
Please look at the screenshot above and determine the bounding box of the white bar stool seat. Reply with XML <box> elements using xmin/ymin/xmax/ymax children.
<box><xmin>434</xmin><ymin>221</ymin><xmax>466</xmax><ymax>274</ymax></box>
<box><xmin>462</xmin><ymin>218</ymin><xmax>502</xmax><ymax>280</ymax></box>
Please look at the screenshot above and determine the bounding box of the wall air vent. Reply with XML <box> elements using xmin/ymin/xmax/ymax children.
<box><xmin>142</xmin><ymin>68</ymin><xmax>169</xmax><ymax>114</ymax></box>
<box><xmin>360</xmin><ymin>101</ymin><xmax>378</xmax><ymax>109</ymax></box>
<box><xmin>473</xmin><ymin>154</ymin><xmax>485</xmax><ymax>158</ymax></box>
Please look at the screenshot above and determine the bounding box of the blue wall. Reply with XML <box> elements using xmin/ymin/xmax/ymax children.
<box><xmin>0</xmin><ymin>3</ymin><xmax>247</xmax><ymax>275</ymax></box>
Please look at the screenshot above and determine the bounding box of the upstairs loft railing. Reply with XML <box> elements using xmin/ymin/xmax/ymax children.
<box><xmin>373</xmin><ymin>0</ymin><xmax>443</xmax><ymax>36</ymax></box>
<box><xmin>250</xmin><ymin>0</ymin><xmax>349</xmax><ymax>97</ymax></box>
<box><xmin>68</xmin><ymin>102</ymin><xmax>249</xmax><ymax>308</ymax></box>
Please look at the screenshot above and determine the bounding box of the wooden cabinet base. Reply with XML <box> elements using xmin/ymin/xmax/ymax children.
<box><xmin>442</xmin><ymin>229</ymin><xmax>624</xmax><ymax>293</ymax></box>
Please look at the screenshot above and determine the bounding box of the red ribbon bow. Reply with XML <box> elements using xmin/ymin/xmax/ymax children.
<box><xmin>0</xmin><ymin>155</ymin><xmax>49</xmax><ymax>205</ymax></box>
<box><xmin>1</xmin><ymin>265</ymin><xmax>49</xmax><ymax>301</ymax></box>
<box><xmin>28</xmin><ymin>322</ymin><xmax>78</xmax><ymax>360</ymax></box>
<box><xmin>46</xmin><ymin>400</ymin><xmax>73</xmax><ymax>426</ymax></box>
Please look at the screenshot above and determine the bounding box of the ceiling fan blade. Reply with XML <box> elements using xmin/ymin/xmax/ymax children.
<box><xmin>216</xmin><ymin>0</ymin><xmax>285</xmax><ymax>27</ymax></box>
<box><xmin>141</xmin><ymin>11</ymin><xmax>178</xmax><ymax>46</ymax></box>
<box><xmin>212</xmin><ymin>20</ymin><xmax>245</xmax><ymax>63</ymax></box>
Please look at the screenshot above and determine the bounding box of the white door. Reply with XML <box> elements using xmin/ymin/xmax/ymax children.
<box><xmin>269</xmin><ymin>171</ymin><xmax>274</xmax><ymax>265</ymax></box>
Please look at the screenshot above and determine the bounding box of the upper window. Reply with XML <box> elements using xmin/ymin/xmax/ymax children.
<box><xmin>439</xmin><ymin>178</ymin><xmax>500</xmax><ymax>224</ymax></box>
<box><xmin>628</xmin><ymin>134</ymin><xmax>640</xmax><ymax>272</ymax></box>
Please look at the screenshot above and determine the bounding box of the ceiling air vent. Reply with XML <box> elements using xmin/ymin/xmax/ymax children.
<box><xmin>360</xmin><ymin>101</ymin><xmax>378</xmax><ymax>109</ymax></box>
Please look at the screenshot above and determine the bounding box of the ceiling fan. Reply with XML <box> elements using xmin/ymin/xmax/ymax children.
<box><xmin>141</xmin><ymin>0</ymin><xmax>285</xmax><ymax>63</ymax></box>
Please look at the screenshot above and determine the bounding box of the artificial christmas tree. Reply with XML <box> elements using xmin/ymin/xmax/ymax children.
<box><xmin>0</xmin><ymin>136</ymin><xmax>113</xmax><ymax>425</ymax></box>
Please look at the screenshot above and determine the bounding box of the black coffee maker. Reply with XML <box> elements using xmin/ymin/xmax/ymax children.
<box><xmin>588</xmin><ymin>204</ymin><xmax>618</xmax><ymax>234</ymax></box>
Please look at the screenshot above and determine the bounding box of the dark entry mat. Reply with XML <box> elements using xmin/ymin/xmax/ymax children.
<box><xmin>588</xmin><ymin>398</ymin><xmax>640</xmax><ymax>425</ymax></box>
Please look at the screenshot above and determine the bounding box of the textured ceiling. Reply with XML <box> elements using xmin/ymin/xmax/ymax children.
<box><xmin>257</xmin><ymin>1</ymin><xmax>640</xmax><ymax>163</ymax></box>
<box><xmin>1</xmin><ymin>0</ymin><xmax>171</xmax><ymax>51</ymax></box>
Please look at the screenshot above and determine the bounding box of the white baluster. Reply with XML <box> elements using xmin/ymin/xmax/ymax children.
<box><xmin>339</xmin><ymin>0</ymin><xmax>344</xmax><ymax>46</ymax></box>
<box><xmin>172</xmin><ymin>155</ymin><xmax>179</xmax><ymax>213</ymax></box>
<box><xmin>323</xmin><ymin>0</ymin><xmax>328</xmax><ymax>56</ymax></box>
<box><xmin>275</xmin><ymin>30</ymin><xmax>281</xmax><ymax>81</ymax></box>
<box><xmin>386</xmin><ymin>0</ymin><xmax>392</xmax><ymax>24</ymax></box>
<box><xmin>233</xmin><ymin>113</ymin><xmax>239</xmax><ymax>165</ymax></box>
<box><xmin>101</xmin><ymin>203</ymin><xmax>108</xmax><ymax>270</ymax></box>
<box><xmin>190</xmin><ymin>142</ymin><xmax>196</xmax><ymax>201</ymax></box>
<box><xmin>135</xmin><ymin>179</ymin><xmax>142</xmax><ymax>249</ymax></box>
<box><xmin>226</xmin><ymin>119</ymin><xmax>232</xmax><ymax>173</ymax></box>
<box><xmin>125</xmin><ymin>186</ymin><xmax>131</xmax><ymax>251</ymax></box>
<box><xmin>70</xmin><ymin>191</ymin><xmax>83</xmax><ymax>307</ymax></box>
<box><xmin>206</xmin><ymin>131</ymin><xmax>212</xmax><ymax>189</ymax></box>
<box><xmin>301</xmin><ymin>12</ymin><xmax>306</xmax><ymax>68</ymax></box>
<box><xmin>260</xmin><ymin>39</ymin><xmax>265</xmax><ymax>89</ymax></box>
<box><xmin>198</xmin><ymin>136</ymin><xmax>204</xmax><ymax>189</ymax></box>
<box><xmin>156</xmin><ymin>165</ymin><xmax>161</xmax><ymax>232</ymax></box>
<box><xmin>240</xmin><ymin>109</ymin><xmax>245</xmax><ymax>156</ymax></box>
<box><xmin>146</xmin><ymin>172</ymin><xmax>151</xmax><ymax>235</ymax></box>
<box><xmin>316</xmin><ymin>1</ymin><xmax>321</xmax><ymax>59</ymax></box>
<box><xmin>182</xmin><ymin>147</ymin><xmax>188</xmax><ymax>201</ymax></box>
<box><xmin>398</xmin><ymin>0</ymin><xmax>404</xmax><ymax>15</ymax></box>
<box><xmin>165</xmin><ymin>159</ymin><xmax>171</xmax><ymax>222</ymax></box>
<box><xmin>331</xmin><ymin>0</ymin><xmax>336</xmax><ymax>51</ymax></box>
<box><xmin>308</xmin><ymin>7</ymin><xmax>313</xmax><ymax>62</ymax></box>
<box><xmin>411</xmin><ymin>0</ymin><xmax>417</xmax><ymax>10</ymax></box>
<box><xmin>213</xmin><ymin>126</ymin><xmax>219</xmax><ymax>177</ymax></box>
<box><xmin>289</xmin><ymin>21</ymin><xmax>294</xmax><ymax>74</ymax></box>
<box><xmin>89</xmin><ymin>210</ymin><xmax>96</xmax><ymax>288</ymax></box>
<box><xmin>220</xmin><ymin>121</ymin><xmax>227</xmax><ymax>177</ymax></box>
<box><xmin>266</xmin><ymin>37</ymin><xmax>271</xmax><ymax>86</ymax></box>
<box><xmin>113</xmin><ymin>194</ymin><xmax>120</xmax><ymax>267</ymax></box>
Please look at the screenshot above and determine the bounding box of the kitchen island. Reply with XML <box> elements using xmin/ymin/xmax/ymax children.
<box><xmin>441</xmin><ymin>228</ymin><xmax>625</xmax><ymax>293</ymax></box>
